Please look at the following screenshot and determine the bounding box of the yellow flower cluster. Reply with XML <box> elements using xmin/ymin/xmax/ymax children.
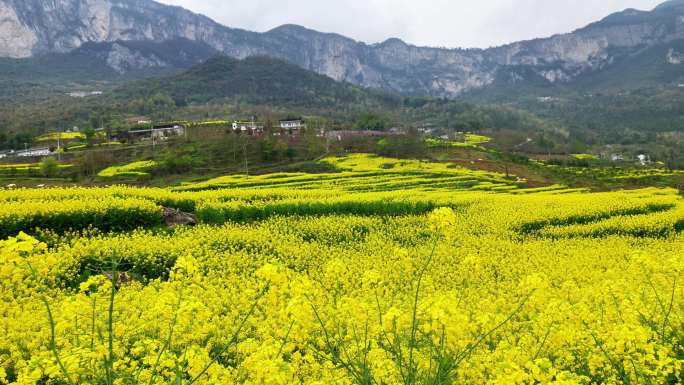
<box><xmin>97</xmin><ymin>161</ymin><xmax>159</xmax><ymax>178</ymax></box>
<box><xmin>0</xmin><ymin>154</ymin><xmax>682</xmax><ymax>384</ymax></box>
<box><xmin>176</xmin><ymin>153</ymin><xmax>530</xmax><ymax>193</ymax></box>
<box><xmin>0</xmin><ymin>196</ymin><xmax>163</xmax><ymax>237</ymax></box>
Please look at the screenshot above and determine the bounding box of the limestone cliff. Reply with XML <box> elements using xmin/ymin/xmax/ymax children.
<box><xmin>1</xmin><ymin>0</ymin><xmax>683</xmax><ymax>96</ymax></box>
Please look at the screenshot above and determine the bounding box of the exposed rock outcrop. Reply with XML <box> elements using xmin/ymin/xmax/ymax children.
<box><xmin>667</xmin><ymin>48</ymin><xmax>684</xmax><ymax>64</ymax></box>
<box><xmin>163</xmin><ymin>207</ymin><xmax>198</xmax><ymax>228</ymax></box>
<box><xmin>105</xmin><ymin>42</ymin><xmax>167</xmax><ymax>74</ymax></box>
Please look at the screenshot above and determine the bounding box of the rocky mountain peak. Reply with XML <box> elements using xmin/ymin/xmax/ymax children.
<box><xmin>268</xmin><ymin>24</ymin><xmax>312</xmax><ymax>35</ymax></box>
<box><xmin>378</xmin><ymin>38</ymin><xmax>408</xmax><ymax>48</ymax></box>
<box><xmin>1</xmin><ymin>0</ymin><xmax>683</xmax><ymax>97</ymax></box>
<box><xmin>655</xmin><ymin>0</ymin><xmax>684</xmax><ymax>11</ymax></box>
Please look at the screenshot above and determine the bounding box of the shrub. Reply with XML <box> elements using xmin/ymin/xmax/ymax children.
<box><xmin>40</xmin><ymin>157</ymin><xmax>59</xmax><ymax>178</ymax></box>
<box><xmin>159</xmin><ymin>155</ymin><xmax>195</xmax><ymax>174</ymax></box>
<box><xmin>0</xmin><ymin>197</ymin><xmax>163</xmax><ymax>238</ymax></box>
<box><xmin>196</xmin><ymin>198</ymin><xmax>437</xmax><ymax>223</ymax></box>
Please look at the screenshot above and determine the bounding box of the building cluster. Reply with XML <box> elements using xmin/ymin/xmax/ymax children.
<box><xmin>94</xmin><ymin>117</ymin><xmax>310</xmax><ymax>148</ymax></box>
<box><xmin>113</xmin><ymin>125</ymin><xmax>185</xmax><ymax>142</ymax></box>
<box><xmin>230</xmin><ymin>118</ymin><xmax>307</xmax><ymax>134</ymax></box>
<box><xmin>597</xmin><ymin>151</ymin><xmax>653</xmax><ymax>165</ymax></box>
<box><xmin>231</xmin><ymin>120</ymin><xmax>263</xmax><ymax>134</ymax></box>
<box><xmin>0</xmin><ymin>147</ymin><xmax>52</xmax><ymax>159</ymax></box>
<box><xmin>109</xmin><ymin>117</ymin><xmax>308</xmax><ymax>144</ymax></box>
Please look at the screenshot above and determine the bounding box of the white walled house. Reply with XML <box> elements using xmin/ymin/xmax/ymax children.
<box><xmin>279</xmin><ymin>119</ymin><xmax>305</xmax><ymax>131</ymax></box>
<box><xmin>16</xmin><ymin>147</ymin><xmax>52</xmax><ymax>157</ymax></box>
<box><xmin>637</xmin><ymin>154</ymin><xmax>651</xmax><ymax>166</ymax></box>
<box><xmin>232</xmin><ymin>121</ymin><xmax>264</xmax><ymax>133</ymax></box>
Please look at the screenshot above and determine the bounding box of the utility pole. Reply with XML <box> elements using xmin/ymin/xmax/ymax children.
<box><xmin>101</xmin><ymin>116</ymin><xmax>109</xmax><ymax>145</ymax></box>
<box><xmin>151</xmin><ymin>121</ymin><xmax>156</xmax><ymax>152</ymax></box>
<box><xmin>243</xmin><ymin>137</ymin><xmax>249</xmax><ymax>175</ymax></box>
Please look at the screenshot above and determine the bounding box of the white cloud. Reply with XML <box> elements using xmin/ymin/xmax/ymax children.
<box><xmin>157</xmin><ymin>0</ymin><xmax>664</xmax><ymax>48</ymax></box>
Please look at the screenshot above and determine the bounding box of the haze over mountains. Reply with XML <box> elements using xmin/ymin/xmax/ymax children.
<box><xmin>0</xmin><ymin>0</ymin><xmax>684</xmax><ymax>97</ymax></box>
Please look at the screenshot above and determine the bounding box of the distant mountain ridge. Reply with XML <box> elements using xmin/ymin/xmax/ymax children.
<box><xmin>1</xmin><ymin>0</ymin><xmax>684</xmax><ymax>96</ymax></box>
<box><xmin>114</xmin><ymin>55</ymin><xmax>400</xmax><ymax>109</ymax></box>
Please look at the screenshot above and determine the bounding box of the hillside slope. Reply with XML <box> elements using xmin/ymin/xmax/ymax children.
<box><xmin>114</xmin><ymin>56</ymin><xmax>401</xmax><ymax>108</ymax></box>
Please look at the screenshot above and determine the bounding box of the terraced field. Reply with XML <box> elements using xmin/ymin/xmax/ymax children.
<box><xmin>0</xmin><ymin>154</ymin><xmax>681</xmax><ymax>385</ymax></box>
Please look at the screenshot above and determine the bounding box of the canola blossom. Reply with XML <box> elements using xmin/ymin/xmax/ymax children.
<box><xmin>98</xmin><ymin>161</ymin><xmax>160</xmax><ymax>178</ymax></box>
<box><xmin>0</xmin><ymin>154</ymin><xmax>682</xmax><ymax>385</ymax></box>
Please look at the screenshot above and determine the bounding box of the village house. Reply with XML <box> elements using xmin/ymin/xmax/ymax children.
<box><xmin>279</xmin><ymin>118</ymin><xmax>305</xmax><ymax>131</ymax></box>
<box><xmin>16</xmin><ymin>147</ymin><xmax>52</xmax><ymax>157</ymax></box>
<box><xmin>232</xmin><ymin>120</ymin><xmax>264</xmax><ymax>134</ymax></box>
<box><xmin>637</xmin><ymin>154</ymin><xmax>651</xmax><ymax>166</ymax></box>
<box><xmin>67</xmin><ymin>91</ymin><xmax>103</xmax><ymax>98</ymax></box>
<box><xmin>115</xmin><ymin>125</ymin><xmax>185</xmax><ymax>142</ymax></box>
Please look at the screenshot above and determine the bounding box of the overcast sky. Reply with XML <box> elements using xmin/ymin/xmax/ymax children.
<box><xmin>157</xmin><ymin>0</ymin><xmax>664</xmax><ymax>48</ymax></box>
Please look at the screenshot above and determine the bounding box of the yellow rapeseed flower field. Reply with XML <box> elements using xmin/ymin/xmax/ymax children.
<box><xmin>0</xmin><ymin>154</ymin><xmax>681</xmax><ymax>384</ymax></box>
